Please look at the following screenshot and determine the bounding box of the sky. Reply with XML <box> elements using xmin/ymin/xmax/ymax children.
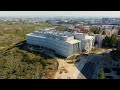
<box><xmin>0</xmin><ymin>11</ymin><xmax>120</xmax><ymax>17</ymax></box>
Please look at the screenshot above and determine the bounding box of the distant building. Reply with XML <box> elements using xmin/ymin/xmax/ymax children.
<box><xmin>102</xmin><ymin>18</ymin><xmax>109</xmax><ymax>23</ymax></box>
<box><xmin>26</xmin><ymin>29</ymin><xmax>95</xmax><ymax>57</ymax></box>
<box><xmin>105</xmin><ymin>29</ymin><xmax>118</xmax><ymax>36</ymax></box>
<box><xmin>67</xmin><ymin>25</ymin><xmax>90</xmax><ymax>33</ymax></box>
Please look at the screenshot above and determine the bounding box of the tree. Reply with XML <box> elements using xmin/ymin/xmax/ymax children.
<box><xmin>45</xmin><ymin>20</ymin><xmax>50</xmax><ymax>24</ymax></box>
<box><xmin>97</xmin><ymin>68</ymin><xmax>105</xmax><ymax>79</ymax></box>
<box><xmin>110</xmin><ymin>34</ymin><xmax>117</xmax><ymax>47</ymax></box>
<box><xmin>102</xmin><ymin>35</ymin><xmax>117</xmax><ymax>48</ymax></box>
<box><xmin>102</xmin><ymin>36</ymin><xmax>110</xmax><ymax>47</ymax></box>
<box><xmin>55</xmin><ymin>25</ymin><xmax>68</xmax><ymax>31</ymax></box>
<box><xmin>90</xmin><ymin>27</ymin><xmax>100</xmax><ymax>34</ymax></box>
<box><xmin>118</xmin><ymin>29</ymin><xmax>120</xmax><ymax>35</ymax></box>
<box><xmin>0</xmin><ymin>47</ymin><xmax>58</xmax><ymax>79</ymax></box>
<box><xmin>102</xmin><ymin>30</ymin><xmax>106</xmax><ymax>35</ymax></box>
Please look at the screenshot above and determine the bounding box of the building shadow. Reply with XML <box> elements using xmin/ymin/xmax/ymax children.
<box><xmin>8</xmin><ymin>40</ymin><xmax>57</xmax><ymax>60</ymax></box>
<box><xmin>76</xmin><ymin>52</ymin><xmax>110</xmax><ymax>79</ymax></box>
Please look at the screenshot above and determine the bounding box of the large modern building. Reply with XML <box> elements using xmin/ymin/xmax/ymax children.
<box><xmin>26</xmin><ymin>29</ymin><xmax>95</xmax><ymax>57</ymax></box>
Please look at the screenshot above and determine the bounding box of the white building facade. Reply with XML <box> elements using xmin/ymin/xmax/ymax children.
<box><xmin>73</xmin><ymin>33</ymin><xmax>95</xmax><ymax>52</ymax></box>
<box><xmin>26</xmin><ymin>29</ymin><xmax>95</xmax><ymax>57</ymax></box>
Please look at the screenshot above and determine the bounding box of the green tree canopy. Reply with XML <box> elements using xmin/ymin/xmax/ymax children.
<box><xmin>90</xmin><ymin>27</ymin><xmax>100</xmax><ymax>34</ymax></box>
<box><xmin>102</xmin><ymin>35</ymin><xmax>117</xmax><ymax>48</ymax></box>
<box><xmin>97</xmin><ymin>68</ymin><xmax>105</xmax><ymax>79</ymax></box>
<box><xmin>55</xmin><ymin>25</ymin><xmax>68</xmax><ymax>31</ymax></box>
<box><xmin>102</xmin><ymin>30</ymin><xmax>106</xmax><ymax>35</ymax></box>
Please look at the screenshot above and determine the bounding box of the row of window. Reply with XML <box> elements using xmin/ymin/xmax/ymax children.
<box><xmin>27</xmin><ymin>36</ymin><xmax>73</xmax><ymax>55</ymax></box>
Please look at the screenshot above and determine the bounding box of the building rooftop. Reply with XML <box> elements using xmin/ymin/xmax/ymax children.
<box><xmin>66</xmin><ymin>39</ymin><xmax>80</xmax><ymax>44</ymax></box>
<box><xmin>27</xmin><ymin>29</ymin><xmax>81</xmax><ymax>44</ymax></box>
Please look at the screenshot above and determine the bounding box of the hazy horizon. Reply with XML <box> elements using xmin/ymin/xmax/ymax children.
<box><xmin>0</xmin><ymin>11</ymin><xmax>120</xmax><ymax>18</ymax></box>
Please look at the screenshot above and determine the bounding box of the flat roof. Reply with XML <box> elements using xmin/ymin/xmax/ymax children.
<box><xmin>27</xmin><ymin>33</ymin><xmax>46</xmax><ymax>38</ymax></box>
<box><xmin>85</xmin><ymin>35</ymin><xmax>94</xmax><ymax>40</ymax></box>
<box><xmin>74</xmin><ymin>33</ymin><xmax>85</xmax><ymax>35</ymax></box>
<box><xmin>27</xmin><ymin>33</ymin><xmax>80</xmax><ymax>44</ymax></box>
<box><xmin>66</xmin><ymin>39</ymin><xmax>80</xmax><ymax>44</ymax></box>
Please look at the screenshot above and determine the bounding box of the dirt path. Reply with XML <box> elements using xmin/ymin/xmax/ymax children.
<box><xmin>43</xmin><ymin>51</ymin><xmax>86</xmax><ymax>79</ymax></box>
<box><xmin>54</xmin><ymin>58</ymin><xmax>86</xmax><ymax>79</ymax></box>
<box><xmin>0</xmin><ymin>47</ymin><xmax>5</xmax><ymax>49</ymax></box>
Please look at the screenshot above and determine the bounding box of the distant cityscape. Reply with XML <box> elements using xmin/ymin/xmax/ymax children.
<box><xmin>1</xmin><ymin>16</ymin><xmax>120</xmax><ymax>25</ymax></box>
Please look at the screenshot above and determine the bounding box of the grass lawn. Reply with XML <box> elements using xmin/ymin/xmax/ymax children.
<box><xmin>89</xmin><ymin>48</ymin><xmax>103</xmax><ymax>54</ymax></box>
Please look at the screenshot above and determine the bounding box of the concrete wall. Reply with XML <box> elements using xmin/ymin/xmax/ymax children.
<box><xmin>74</xmin><ymin>33</ymin><xmax>95</xmax><ymax>52</ymax></box>
<box><xmin>81</xmin><ymin>39</ymin><xmax>90</xmax><ymax>52</ymax></box>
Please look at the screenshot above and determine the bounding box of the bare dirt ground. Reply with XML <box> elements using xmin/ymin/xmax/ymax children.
<box><xmin>54</xmin><ymin>58</ymin><xmax>86</xmax><ymax>79</ymax></box>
